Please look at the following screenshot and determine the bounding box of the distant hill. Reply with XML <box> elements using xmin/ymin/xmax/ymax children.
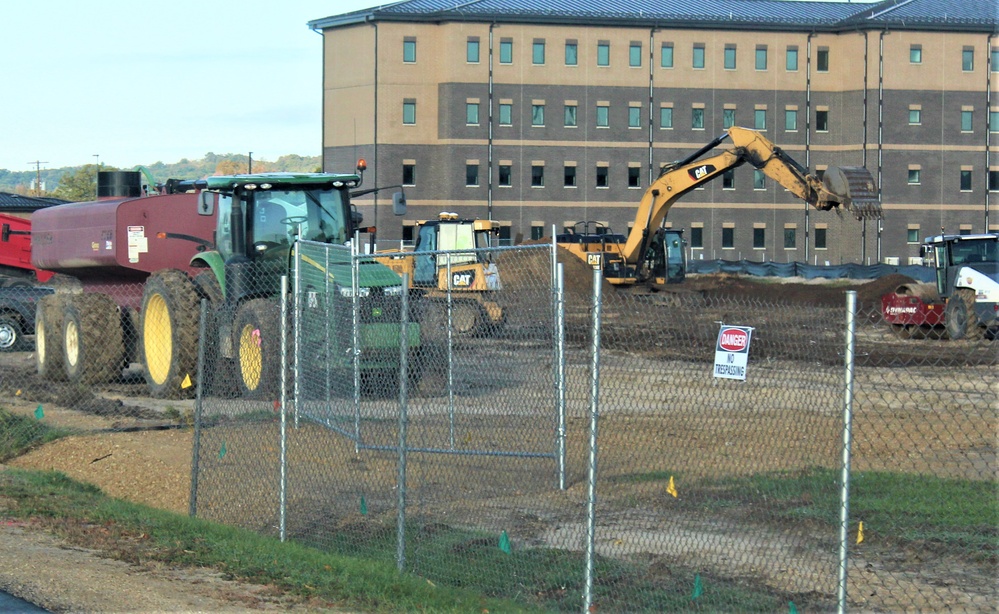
<box><xmin>0</xmin><ymin>153</ymin><xmax>322</xmax><ymax>194</ymax></box>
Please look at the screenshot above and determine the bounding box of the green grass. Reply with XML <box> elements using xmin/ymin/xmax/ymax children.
<box><xmin>0</xmin><ymin>408</ymin><xmax>72</xmax><ymax>462</ymax></box>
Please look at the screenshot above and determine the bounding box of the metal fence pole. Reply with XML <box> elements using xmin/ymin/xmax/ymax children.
<box><xmin>583</xmin><ymin>267</ymin><xmax>603</xmax><ymax>613</ymax></box>
<box><xmin>556</xmin><ymin>262</ymin><xmax>567</xmax><ymax>490</ymax></box>
<box><xmin>352</xmin><ymin>239</ymin><xmax>361</xmax><ymax>451</ymax></box>
<box><xmin>838</xmin><ymin>290</ymin><xmax>857</xmax><ymax>612</ymax></box>
<box><xmin>280</xmin><ymin>275</ymin><xmax>289</xmax><ymax>542</ymax></box>
<box><xmin>293</xmin><ymin>246</ymin><xmax>301</xmax><ymax>428</ymax></box>
<box><xmin>189</xmin><ymin>298</ymin><xmax>209</xmax><ymax>518</ymax></box>
<box><xmin>446</xmin><ymin>257</ymin><xmax>455</xmax><ymax>448</ymax></box>
<box><xmin>397</xmin><ymin>272</ymin><xmax>410</xmax><ymax>572</ymax></box>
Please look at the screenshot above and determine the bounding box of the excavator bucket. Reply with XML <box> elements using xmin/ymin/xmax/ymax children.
<box><xmin>822</xmin><ymin>166</ymin><xmax>882</xmax><ymax>220</ymax></box>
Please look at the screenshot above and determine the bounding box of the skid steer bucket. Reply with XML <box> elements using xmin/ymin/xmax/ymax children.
<box><xmin>823</xmin><ymin>166</ymin><xmax>882</xmax><ymax>220</ymax></box>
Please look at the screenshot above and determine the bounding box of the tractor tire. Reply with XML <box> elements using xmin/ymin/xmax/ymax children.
<box><xmin>234</xmin><ymin>298</ymin><xmax>281</xmax><ymax>399</ymax></box>
<box><xmin>141</xmin><ymin>269</ymin><xmax>200</xmax><ymax>398</ymax></box>
<box><xmin>0</xmin><ymin>314</ymin><xmax>26</xmax><ymax>352</ymax></box>
<box><xmin>451</xmin><ymin>300</ymin><xmax>481</xmax><ymax>337</ymax></box>
<box><xmin>945</xmin><ymin>289</ymin><xmax>977</xmax><ymax>340</ymax></box>
<box><xmin>62</xmin><ymin>293</ymin><xmax>124</xmax><ymax>385</ymax></box>
<box><xmin>36</xmin><ymin>294</ymin><xmax>68</xmax><ymax>380</ymax></box>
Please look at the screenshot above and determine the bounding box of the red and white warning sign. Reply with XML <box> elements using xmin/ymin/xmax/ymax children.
<box><xmin>713</xmin><ymin>324</ymin><xmax>754</xmax><ymax>381</ymax></box>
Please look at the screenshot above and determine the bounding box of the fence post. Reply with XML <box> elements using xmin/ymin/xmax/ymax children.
<box><xmin>293</xmin><ymin>243</ymin><xmax>301</xmax><ymax>428</ymax></box>
<box><xmin>446</xmin><ymin>257</ymin><xmax>455</xmax><ymax>448</ymax></box>
<box><xmin>838</xmin><ymin>290</ymin><xmax>857</xmax><ymax>612</ymax></box>
<box><xmin>352</xmin><ymin>239</ymin><xmax>361</xmax><ymax>451</ymax></box>
<box><xmin>189</xmin><ymin>298</ymin><xmax>209</xmax><ymax>518</ymax></box>
<box><xmin>556</xmin><ymin>262</ymin><xmax>567</xmax><ymax>490</ymax></box>
<box><xmin>583</xmin><ymin>267</ymin><xmax>603</xmax><ymax>613</ymax></box>
<box><xmin>280</xmin><ymin>275</ymin><xmax>289</xmax><ymax>542</ymax></box>
<box><xmin>397</xmin><ymin>272</ymin><xmax>410</xmax><ymax>572</ymax></box>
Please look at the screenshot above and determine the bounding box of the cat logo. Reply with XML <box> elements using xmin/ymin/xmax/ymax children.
<box><xmin>452</xmin><ymin>271</ymin><xmax>475</xmax><ymax>287</ymax></box>
<box><xmin>586</xmin><ymin>253</ymin><xmax>602</xmax><ymax>268</ymax></box>
<box><xmin>689</xmin><ymin>164</ymin><xmax>715</xmax><ymax>180</ymax></box>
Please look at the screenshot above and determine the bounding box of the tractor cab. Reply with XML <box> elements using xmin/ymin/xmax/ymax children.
<box><xmin>922</xmin><ymin>233</ymin><xmax>999</xmax><ymax>299</ymax></box>
<box><xmin>413</xmin><ymin>213</ymin><xmax>498</xmax><ymax>286</ymax></box>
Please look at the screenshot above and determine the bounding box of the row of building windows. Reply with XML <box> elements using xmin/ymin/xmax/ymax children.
<box><xmin>908</xmin><ymin>107</ymin><xmax>999</xmax><ymax>132</ymax></box>
<box><xmin>401</xmin><ymin>160</ymin><xmax>999</xmax><ymax>192</ymax></box>
<box><xmin>402</xmin><ymin>36</ymin><xmax>999</xmax><ymax>73</ymax></box>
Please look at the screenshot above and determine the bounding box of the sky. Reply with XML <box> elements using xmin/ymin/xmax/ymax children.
<box><xmin>0</xmin><ymin>1</ymin><xmax>381</xmax><ymax>172</ymax></box>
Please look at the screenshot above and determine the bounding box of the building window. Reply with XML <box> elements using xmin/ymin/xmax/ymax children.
<box><xmin>816</xmin><ymin>47</ymin><xmax>829</xmax><ymax>72</ymax></box>
<box><xmin>690</xmin><ymin>226</ymin><xmax>704</xmax><ymax>248</ymax></box>
<box><xmin>963</xmin><ymin>47</ymin><xmax>974</xmax><ymax>71</ymax></box>
<box><xmin>564</xmin><ymin>104</ymin><xmax>577</xmax><ymax>127</ymax></box>
<box><xmin>993</xmin><ymin>48</ymin><xmax>999</xmax><ymax>71</ymax></box>
<box><xmin>564</xmin><ymin>165</ymin><xmax>577</xmax><ymax>187</ymax></box>
<box><xmin>596</xmin><ymin>104</ymin><xmax>609</xmax><ymax>127</ymax></box>
<box><xmin>628</xmin><ymin>167</ymin><xmax>641</xmax><ymax>188</ymax></box>
<box><xmin>989</xmin><ymin>170</ymin><xmax>999</xmax><ymax>191</ymax></box>
<box><xmin>660</xmin><ymin>107</ymin><xmax>673</xmax><ymax>129</ymax></box>
<box><xmin>784</xmin><ymin>227</ymin><xmax>796</xmax><ymax>249</ymax></box>
<box><xmin>816</xmin><ymin>110</ymin><xmax>829</xmax><ymax>132</ymax></box>
<box><xmin>565</xmin><ymin>41</ymin><xmax>578</xmax><ymax>66</ymax></box>
<box><xmin>722</xmin><ymin>226</ymin><xmax>735</xmax><ymax>249</ymax></box>
<box><xmin>531</xmin><ymin>224</ymin><xmax>545</xmax><ymax>241</ymax></box>
<box><xmin>722</xmin><ymin>169</ymin><xmax>735</xmax><ymax>189</ymax></box>
<box><xmin>402</xmin><ymin>163</ymin><xmax>415</xmax><ymax>186</ymax></box>
<box><xmin>628</xmin><ymin>106</ymin><xmax>641</xmax><ymax>128</ymax></box>
<box><xmin>465</xmin><ymin>163</ymin><xmax>479</xmax><ymax>186</ymax></box>
<box><xmin>961</xmin><ymin>109</ymin><xmax>974</xmax><ymax>132</ymax></box>
<box><xmin>661</xmin><ymin>43</ymin><xmax>674</xmax><ymax>68</ymax></box>
<box><xmin>991</xmin><ymin>110</ymin><xmax>999</xmax><ymax>132</ymax></box>
<box><xmin>531</xmin><ymin>164</ymin><xmax>545</xmax><ymax>187</ymax></box>
<box><xmin>532</xmin><ymin>104</ymin><xmax>545</xmax><ymax>126</ymax></box>
<box><xmin>785</xmin><ymin>109</ymin><xmax>798</xmax><ymax>131</ymax></box>
<box><xmin>754</xmin><ymin>108</ymin><xmax>766</xmax><ymax>130</ymax></box>
<box><xmin>467</xmin><ymin>38</ymin><xmax>480</xmax><ymax>63</ymax></box>
<box><xmin>403</xmin><ymin>39</ymin><xmax>416</xmax><ymax>63</ymax></box>
<box><xmin>724</xmin><ymin>45</ymin><xmax>737</xmax><ymax>70</ymax></box>
<box><xmin>814</xmin><ymin>227</ymin><xmax>827</xmax><ymax>249</ymax></box>
<box><xmin>402</xmin><ymin>100</ymin><xmax>416</xmax><ymax>124</ymax></box>
<box><xmin>498</xmin><ymin>164</ymin><xmax>512</xmax><ymax>187</ymax></box>
<box><xmin>533</xmin><ymin>40</ymin><xmax>545</xmax><ymax>65</ymax></box>
<box><xmin>466</xmin><ymin>103</ymin><xmax>479</xmax><ymax>125</ymax></box>
<box><xmin>723</xmin><ymin>108</ymin><xmax>736</xmax><ymax>129</ymax></box>
<box><xmin>402</xmin><ymin>223</ymin><xmax>415</xmax><ymax>246</ymax></box>
<box><xmin>597</xmin><ymin>42</ymin><xmax>610</xmax><ymax>66</ymax></box>
<box><xmin>910</xmin><ymin>45</ymin><xmax>922</xmax><ymax>64</ymax></box>
<box><xmin>498</xmin><ymin>225</ymin><xmax>512</xmax><ymax>246</ymax></box>
<box><xmin>693</xmin><ymin>44</ymin><xmax>705</xmax><ymax>69</ymax></box>
<box><xmin>754</xmin><ymin>170</ymin><xmax>766</xmax><ymax>189</ymax></box>
<box><xmin>909</xmin><ymin>108</ymin><xmax>922</xmax><ymax>125</ymax></box>
<box><xmin>499</xmin><ymin>39</ymin><xmax>512</xmax><ymax>64</ymax></box>
<box><xmin>756</xmin><ymin>46</ymin><xmax>768</xmax><ymax>70</ymax></box>
<box><xmin>629</xmin><ymin>42</ymin><xmax>642</xmax><ymax>67</ymax></box>
<box><xmin>596</xmin><ymin>166</ymin><xmax>609</xmax><ymax>188</ymax></box>
<box><xmin>907</xmin><ymin>227</ymin><xmax>920</xmax><ymax>243</ymax></box>
<box><xmin>959</xmin><ymin>226</ymin><xmax>973</xmax><ymax>236</ymax></box>
<box><xmin>908</xmin><ymin>169</ymin><xmax>921</xmax><ymax>185</ymax></box>
<box><xmin>753</xmin><ymin>227</ymin><xmax>765</xmax><ymax>249</ymax></box>
<box><xmin>692</xmin><ymin>108</ymin><xmax>704</xmax><ymax>129</ymax></box>
<box><xmin>786</xmin><ymin>46</ymin><xmax>798</xmax><ymax>71</ymax></box>
<box><xmin>499</xmin><ymin>103</ymin><xmax>512</xmax><ymax>126</ymax></box>
<box><xmin>960</xmin><ymin>170</ymin><xmax>973</xmax><ymax>191</ymax></box>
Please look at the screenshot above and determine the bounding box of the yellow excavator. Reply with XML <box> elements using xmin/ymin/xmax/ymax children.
<box><xmin>557</xmin><ymin>126</ymin><xmax>882</xmax><ymax>286</ymax></box>
<box><xmin>374</xmin><ymin>213</ymin><xmax>504</xmax><ymax>336</ymax></box>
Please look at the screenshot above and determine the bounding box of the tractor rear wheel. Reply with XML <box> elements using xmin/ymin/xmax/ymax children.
<box><xmin>945</xmin><ymin>289</ymin><xmax>977</xmax><ymax>340</ymax></box>
<box><xmin>63</xmin><ymin>293</ymin><xmax>123</xmax><ymax>384</ymax></box>
<box><xmin>234</xmin><ymin>298</ymin><xmax>281</xmax><ymax>399</ymax></box>
<box><xmin>141</xmin><ymin>270</ymin><xmax>200</xmax><ymax>397</ymax></box>
<box><xmin>36</xmin><ymin>294</ymin><xmax>68</xmax><ymax>380</ymax></box>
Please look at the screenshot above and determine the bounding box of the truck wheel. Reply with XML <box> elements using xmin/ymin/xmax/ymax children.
<box><xmin>945</xmin><ymin>289</ymin><xmax>976</xmax><ymax>340</ymax></box>
<box><xmin>451</xmin><ymin>301</ymin><xmax>480</xmax><ymax>337</ymax></box>
<box><xmin>36</xmin><ymin>294</ymin><xmax>68</xmax><ymax>380</ymax></box>
<box><xmin>234</xmin><ymin>299</ymin><xmax>281</xmax><ymax>399</ymax></box>
<box><xmin>63</xmin><ymin>294</ymin><xmax>123</xmax><ymax>384</ymax></box>
<box><xmin>141</xmin><ymin>270</ymin><xmax>200</xmax><ymax>397</ymax></box>
<box><xmin>0</xmin><ymin>314</ymin><xmax>25</xmax><ymax>351</ymax></box>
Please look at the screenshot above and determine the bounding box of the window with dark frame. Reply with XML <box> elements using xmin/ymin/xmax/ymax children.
<box><xmin>402</xmin><ymin>163</ymin><xmax>415</xmax><ymax>186</ymax></box>
<box><xmin>628</xmin><ymin>167</ymin><xmax>641</xmax><ymax>188</ymax></box>
<box><xmin>564</xmin><ymin>165</ymin><xmax>577</xmax><ymax>187</ymax></box>
<box><xmin>753</xmin><ymin>227</ymin><xmax>765</xmax><ymax>249</ymax></box>
<box><xmin>465</xmin><ymin>163</ymin><xmax>479</xmax><ymax>186</ymax></box>
<box><xmin>722</xmin><ymin>227</ymin><xmax>735</xmax><ymax>249</ymax></box>
<box><xmin>498</xmin><ymin>164</ymin><xmax>512</xmax><ymax>187</ymax></box>
<box><xmin>532</xmin><ymin>164</ymin><xmax>545</xmax><ymax>187</ymax></box>
<box><xmin>596</xmin><ymin>166</ymin><xmax>609</xmax><ymax>188</ymax></box>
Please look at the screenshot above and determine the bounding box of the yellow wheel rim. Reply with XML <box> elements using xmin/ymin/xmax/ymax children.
<box><xmin>144</xmin><ymin>294</ymin><xmax>172</xmax><ymax>385</ymax></box>
<box><xmin>65</xmin><ymin>318</ymin><xmax>80</xmax><ymax>369</ymax></box>
<box><xmin>239</xmin><ymin>323</ymin><xmax>262</xmax><ymax>391</ymax></box>
<box><xmin>36</xmin><ymin>319</ymin><xmax>46</xmax><ymax>367</ymax></box>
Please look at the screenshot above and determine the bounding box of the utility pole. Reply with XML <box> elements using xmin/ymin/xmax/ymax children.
<box><xmin>26</xmin><ymin>161</ymin><xmax>48</xmax><ymax>196</ymax></box>
<box><xmin>93</xmin><ymin>154</ymin><xmax>100</xmax><ymax>199</ymax></box>
<box><xmin>248</xmin><ymin>152</ymin><xmax>253</xmax><ymax>174</ymax></box>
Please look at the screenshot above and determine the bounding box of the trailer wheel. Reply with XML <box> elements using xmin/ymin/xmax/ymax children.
<box><xmin>63</xmin><ymin>294</ymin><xmax>123</xmax><ymax>384</ymax></box>
<box><xmin>0</xmin><ymin>314</ymin><xmax>26</xmax><ymax>351</ymax></box>
<box><xmin>36</xmin><ymin>294</ymin><xmax>68</xmax><ymax>380</ymax></box>
<box><xmin>234</xmin><ymin>298</ymin><xmax>281</xmax><ymax>399</ymax></box>
<box><xmin>141</xmin><ymin>270</ymin><xmax>200</xmax><ymax>397</ymax></box>
<box><xmin>944</xmin><ymin>289</ymin><xmax>977</xmax><ymax>340</ymax></box>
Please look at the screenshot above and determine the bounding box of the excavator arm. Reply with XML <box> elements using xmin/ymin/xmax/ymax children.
<box><xmin>622</xmin><ymin>126</ymin><xmax>881</xmax><ymax>267</ymax></box>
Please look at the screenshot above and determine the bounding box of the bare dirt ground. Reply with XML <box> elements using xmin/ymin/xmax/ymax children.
<box><xmin>1</xmin><ymin>270</ymin><xmax>995</xmax><ymax>612</ymax></box>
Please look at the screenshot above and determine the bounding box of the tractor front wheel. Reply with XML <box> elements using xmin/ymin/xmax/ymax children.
<box><xmin>234</xmin><ymin>299</ymin><xmax>281</xmax><ymax>399</ymax></box>
<box><xmin>945</xmin><ymin>289</ymin><xmax>977</xmax><ymax>340</ymax></box>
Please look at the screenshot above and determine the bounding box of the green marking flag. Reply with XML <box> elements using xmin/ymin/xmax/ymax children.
<box><xmin>360</xmin><ymin>496</ymin><xmax>368</xmax><ymax>516</ymax></box>
<box><xmin>692</xmin><ymin>573</ymin><xmax>703</xmax><ymax>600</ymax></box>
<box><xmin>34</xmin><ymin>405</ymin><xmax>44</xmax><ymax>420</ymax></box>
<box><xmin>219</xmin><ymin>441</ymin><xmax>227</xmax><ymax>459</ymax></box>
<box><xmin>499</xmin><ymin>530</ymin><xmax>511</xmax><ymax>554</ymax></box>
<box><xmin>789</xmin><ymin>602</ymin><xmax>799</xmax><ymax>614</ymax></box>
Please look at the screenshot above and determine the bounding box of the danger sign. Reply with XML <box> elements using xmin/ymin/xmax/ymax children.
<box><xmin>713</xmin><ymin>324</ymin><xmax>754</xmax><ymax>381</ymax></box>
